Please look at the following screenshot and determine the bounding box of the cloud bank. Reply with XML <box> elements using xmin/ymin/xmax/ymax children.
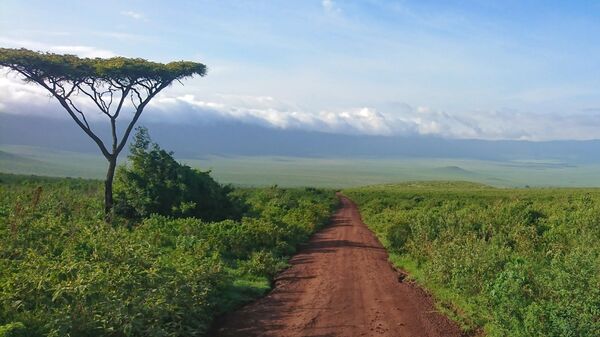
<box><xmin>0</xmin><ymin>38</ymin><xmax>116</xmax><ymax>58</ymax></box>
<box><xmin>3</xmin><ymin>2</ymin><xmax>600</xmax><ymax>143</ymax></box>
<box><xmin>0</xmin><ymin>39</ymin><xmax>597</xmax><ymax>142</ymax></box>
<box><xmin>1</xmin><ymin>73</ymin><xmax>599</xmax><ymax>141</ymax></box>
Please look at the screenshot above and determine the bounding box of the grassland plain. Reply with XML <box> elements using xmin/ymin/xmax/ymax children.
<box><xmin>3</xmin><ymin>145</ymin><xmax>600</xmax><ymax>188</ymax></box>
<box><xmin>345</xmin><ymin>182</ymin><xmax>600</xmax><ymax>337</ymax></box>
<box><xmin>0</xmin><ymin>173</ymin><xmax>337</xmax><ymax>337</ymax></box>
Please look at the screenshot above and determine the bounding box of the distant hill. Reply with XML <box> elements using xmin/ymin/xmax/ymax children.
<box><xmin>433</xmin><ymin>165</ymin><xmax>478</xmax><ymax>176</ymax></box>
<box><xmin>0</xmin><ymin>149</ymin><xmax>44</xmax><ymax>166</ymax></box>
<box><xmin>0</xmin><ymin>145</ymin><xmax>106</xmax><ymax>178</ymax></box>
<box><xmin>2</xmin><ymin>113</ymin><xmax>600</xmax><ymax>163</ymax></box>
<box><xmin>2</xmin><ymin>144</ymin><xmax>600</xmax><ymax>187</ymax></box>
<box><xmin>0</xmin><ymin>149</ymin><xmax>66</xmax><ymax>176</ymax></box>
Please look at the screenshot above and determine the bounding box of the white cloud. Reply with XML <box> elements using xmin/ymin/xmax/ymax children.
<box><xmin>2</xmin><ymin>74</ymin><xmax>600</xmax><ymax>141</ymax></box>
<box><xmin>0</xmin><ymin>37</ymin><xmax>116</xmax><ymax>58</ymax></box>
<box><xmin>322</xmin><ymin>0</ymin><xmax>340</xmax><ymax>14</ymax></box>
<box><xmin>49</xmin><ymin>46</ymin><xmax>116</xmax><ymax>58</ymax></box>
<box><xmin>120</xmin><ymin>11</ymin><xmax>145</xmax><ymax>20</ymax></box>
<box><xmin>0</xmin><ymin>73</ymin><xmax>108</xmax><ymax>121</ymax></box>
<box><xmin>142</xmin><ymin>93</ymin><xmax>600</xmax><ymax>141</ymax></box>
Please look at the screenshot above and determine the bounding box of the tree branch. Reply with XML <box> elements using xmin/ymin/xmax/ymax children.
<box><xmin>110</xmin><ymin>117</ymin><xmax>118</xmax><ymax>153</ymax></box>
<box><xmin>65</xmin><ymin>97</ymin><xmax>91</xmax><ymax>130</ymax></box>
<box><xmin>18</xmin><ymin>72</ymin><xmax>113</xmax><ymax>159</ymax></box>
<box><xmin>115</xmin><ymin>81</ymin><xmax>171</xmax><ymax>155</ymax></box>
<box><xmin>79</xmin><ymin>81</ymin><xmax>111</xmax><ymax>117</ymax></box>
<box><xmin>113</xmin><ymin>86</ymin><xmax>131</xmax><ymax>119</ymax></box>
<box><xmin>130</xmin><ymin>87</ymin><xmax>143</xmax><ymax>110</ymax></box>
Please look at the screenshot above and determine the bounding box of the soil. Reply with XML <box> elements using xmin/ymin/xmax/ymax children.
<box><xmin>214</xmin><ymin>195</ymin><xmax>465</xmax><ymax>337</ymax></box>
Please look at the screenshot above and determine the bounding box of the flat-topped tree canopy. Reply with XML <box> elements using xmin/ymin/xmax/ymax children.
<box><xmin>0</xmin><ymin>47</ymin><xmax>207</xmax><ymax>218</ymax></box>
<box><xmin>0</xmin><ymin>47</ymin><xmax>207</xmax><ymax>158</ymax></box>
<box><xmin>0</xmin><ymin>47</ymin><xmax>206</xmax><ymax>83</ymax></box>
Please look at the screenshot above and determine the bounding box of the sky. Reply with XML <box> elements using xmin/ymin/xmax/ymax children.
<box><xmin>1</xmin><ymin>0</ymin><xmax>600</xmax><ymax>140</ymax></box>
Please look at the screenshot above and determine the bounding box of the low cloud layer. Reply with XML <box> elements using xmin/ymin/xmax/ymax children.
<box><xmin>0</xmin><ymin>38</ymin><xmax>116</xmax><ymax>58</ymax></box>
<box><xmin>3</xmin><ymin>2</ymin><xmax>600</xmax><ymax>144</ymax></box>
<box><xmin>1</xmin><ymin>74</ymin><xmax>600</xmax><ymax>141</ymax></box>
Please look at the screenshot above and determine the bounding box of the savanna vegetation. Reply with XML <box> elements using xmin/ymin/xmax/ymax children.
<box><xmin>345</xmin><ymin>182</ymin><xmax>600</xmax><ymax>337</ymax></box>
<box><xmin>114</xmin><ymin>127</ymin><xmax>242</xmax><ymax>222</ymax></box>
<box><xmin>0</xmin><ymin>130</ymin><xmax>337</xmax><ymax>337</ymax></box>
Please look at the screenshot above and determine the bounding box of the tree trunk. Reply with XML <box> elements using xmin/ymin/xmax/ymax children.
<box><xmin>104</xmin><ymin>156</ymin><xmax>117</xmax><ymax>221</ymax></box>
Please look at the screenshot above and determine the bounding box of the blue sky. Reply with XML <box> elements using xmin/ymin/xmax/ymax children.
<box><xmin>2</xmin><ymin>0</ymin><xmax>600</xmax><ymax>140</ymax></box>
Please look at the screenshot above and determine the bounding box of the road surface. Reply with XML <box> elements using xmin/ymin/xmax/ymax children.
<box><xmin>215</xmin><ymin>195</ymin><xmax>464</xmax><ymax>337</ymax></box>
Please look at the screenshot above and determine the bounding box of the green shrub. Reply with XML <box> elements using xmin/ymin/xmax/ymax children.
<box><xmin>0</xmin><ymin>322</ymin><xmax>26</xmax><ymax>337</ymax></box>
<box><xmin>0</xmin><ymin>173</ymin><xmax>337</xmax><ymax>337</ymax></box>
<box><xmin>114</xmin><ymin>127</ymin><xmax>243</xmax><ymax>221</ymax></box>
<box><xmin>386</xmin><ymin>218</ymin><xmax>412</xmax><ymax>252</ymax></box>
<box><xmin>346</xmin><ymin>183</ymin><xmax>600</xmax><ymax>337</ymax></box>
<box><xmin>238</xmin><ymin>250</ymin><xmax>288</xmax><ymax>279</ymax></box>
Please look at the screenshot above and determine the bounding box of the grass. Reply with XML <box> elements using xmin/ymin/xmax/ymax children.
<box><xmin>387</xmin><ymin>251</ymin><xmax>482</xmax><ymax>332</ymax></box>
<box><xmin>368</xmin><ymin>203</ymin><xmax>483</xmax><ymax>332</ymax></box>
<box><xmin>216</xmin><ymin>271</ymin><xmax>271</xmax><ymax>316</ymax></box>
<box><xmin>3</xmin><ymin>144</ymin><xmax>600</xmax><ymax>187</ymax></box>
<box><xmin>345</xmin><ymin>182</ymin><xmax>600</xmax><ymax>337</ymax></box>
<box><xmin>0</xmin><ymin>173</ymin><xmax>338</xmax><ymax>337</ymax></box>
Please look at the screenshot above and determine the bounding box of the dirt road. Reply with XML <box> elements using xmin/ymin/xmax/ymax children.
<box><xmin>215</xmin><ymin>195</ymin><xmax>464</xmax><ymax>337</ymax></box>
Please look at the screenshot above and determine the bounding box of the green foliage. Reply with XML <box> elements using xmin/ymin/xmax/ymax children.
<box><xmin>0</xmin><ymin>174</ymin><xmax>337</xmax><ymax>337</ymax></box>
<box><xmin>345</xmin><ymin>182</ymin><xmax>600</xmax><ymax>337</ymax></box>
<box><xmin>237</xmin><ymin>250</ymin><xmax>288</xmax><ymax>280</ymax></box>
<box><xmin>114</xmin><ymin>127</ymin><xmax>243</xmax><ymax>221</ymax></box>
<box><xmin>0</xmin><ymin>322</ymin><xmax>26</xmax><ymax>337</ymax></box>
<box><xmin>0</xmin><ymin>48</ymin><xmax>206</xmax><ymax>83</ymax></box>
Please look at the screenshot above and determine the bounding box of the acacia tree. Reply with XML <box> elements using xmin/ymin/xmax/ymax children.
<box><xmin>0</xmin><ymin>48</ymin><xmax>206</xmax><ymax>218</ymax></box>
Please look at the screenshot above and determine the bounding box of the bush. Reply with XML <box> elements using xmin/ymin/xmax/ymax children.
<box><xmin>114</xmin><ymin>127</ymin><xmax>243</xmax><ymax>221</ymax></box>
<box><xmin>0</xmin><ymin>174</ymin><xmax>337</xmax><ymax>336</ymax></box>
<box><xmin>346</xmin><ymin>183</ymin><xmax>600</xmax><ymax>336</ymax></box>
<box><xmin>0</xmin><ymin>322</ymin><xmax>26</xmax><ymax>337</ymax></box>
<box><xmin>238</xmin><ymin>250</ymin><xmax>288</xmax><ymax>279</ymax></box>
<box><xmin>386</xmin><ymin>218</ymin><xmax>412</xmax><ymax>252</ymax></box>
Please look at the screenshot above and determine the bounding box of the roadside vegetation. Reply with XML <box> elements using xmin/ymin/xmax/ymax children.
<box><xmin>0</xmin><ymin>130</ymin><xmax>337</xmax><ymax>337</ymax></box>
<box><xmin>345</xmin><ymin>182</ymin><xmax>600</xmax><ymax>337</ymax></box>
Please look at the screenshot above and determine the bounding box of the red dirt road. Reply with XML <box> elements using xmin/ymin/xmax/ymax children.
<box><xmin>215</xmin><ymin>196</ymin><xmax>464</xmax><ymax>337</ymax></box>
